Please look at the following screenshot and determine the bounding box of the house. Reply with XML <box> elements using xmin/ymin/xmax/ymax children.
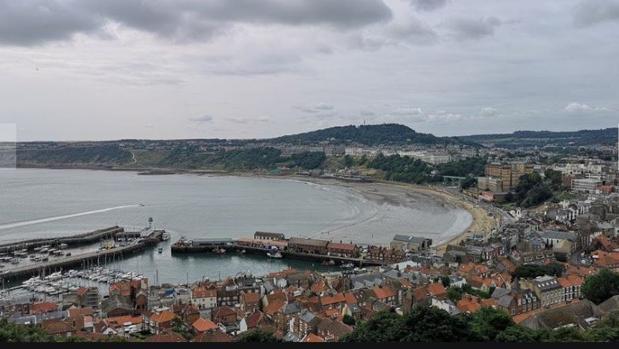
<box><xmin>30</xmin><ymin>302</ymin><xmax>58</xmax><ymax>315</ymax></box>
<box><xmin>149</xmin><ymin>310</ymin><xmax>176</xmax><ymax>334</ymax></box>
<box><xmin>103</xmin><ymin>315</ymin><xmax>144</xmax><ymax>335</ymax></box>
<box><xmin>288</xmin><ymin>309</ymin><xmax>320</xmax><ymax>340</ymax></box>
<box><xmin>239</xmin><ymin>310</ymin><xmax>267</xmax><ymax>333</ymax></box>
<box><xmin>320</xmin><ymin>293</ymin><xmax>347</xmax><ymax>310</ymax></box>
<box><xmin>390</xmin><ymin>235</ymin><xmax>432</xmax><ymax>251</ymax></box>
<box><xmin>456</xmin><ymin>295</ymin><xmax>497</xmax><ymax>314</ymax></box>
<box><xmin>521</xmin><ymin>276</ymin><xmax>563</xmax><ymax>307</ymax></box>
<box><xmin>592</xmin><ymin>250</ymin><xmax>619</xmax><ymax>269</ymax></box>
<box><xmin>326</xmin><ymin>242</ymin><xmax>359</xmax><ymax>258</ymax></box>
<box><xmin>427</xmin><ymin>282</ymin><xmax>447</xmax><ymax>299</ymax></box>
<box><xmin>41</xmin><ymin>319</ymin><xmax>74</xmax><ymax>337</ymax></box>
<box><xmin>193</xmin><ymin>329</ymin><xmax>235</xmax><ymax>342</ymax></box>
<box><xmin>145</xmin><ymin>331</ymin><xmax>186</xmax><ymax>342</ymax></box>
<box><xmin>492</xmin><ymin>288</ymin><xmax>541</xmax><ymax>316</ymax></box>
<box><xmin>316</xmin><ymin>318</ymin><xmax>353</xmax><ymax>342</ymax></box>
<box><xmin>191</xmin><ymin>287</ymin><xmax>217</xmax><ymax>310</ymax></box>
<box><xmin>302</xmin><ymin>333</ymin><xmax>326</xmax><ymax>343</ymax></box>
<box><xmin>431</xmin><ymin>298</ymin><xmax>460</xmax><ymax>315</ymax></box>
<box><xmin>212</xmin><ymin>306</ymin><xmax>237</xmax><ymax>327</ymax></box>
<box><xmin>101</xmin><ymin>294</ymin><xmax>134</xmax><ymax>317</ymax></box>
<box><xmin>539</xmin><ymin>230</ymin><xmax>577</xmax><ymax>253</ymax></box>
<box><xmin>557</xmin><ymin>275</ymin><xmax>584</xmax><ymax>302</ymax></box>
<box><xmin>240</xmin><ymin>291</ymin><xmax>261</xmax><ymax>314</ymax></box>
<box><xmin>372</xmin><ymin>286</ymin><xmax>397</xmax><ymax>306</ymax></box>
<box><xmin>192</xmin><ymin>317</ymin><xmax>219</xmax><ymax>334</ymax></box>
<box><xmin>288</xmin><ymin>237</ymin><xmax>329</xmax><ymax>255</ymax></box>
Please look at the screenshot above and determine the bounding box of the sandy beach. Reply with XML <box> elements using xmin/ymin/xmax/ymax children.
<box><xmin>274</xmin><ymin>175</ymin><xmax>498</xmax><ymax>250</ymax></box>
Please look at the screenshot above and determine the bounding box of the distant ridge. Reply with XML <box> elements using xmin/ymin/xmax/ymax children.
<box><xmin>268</xmin><ymin>123</ymin><xmax>468</xmax><ymax>146</ymax></box>
<box><xmin>458</xmin><ymin>127</ymin><xmax>618</xmax><ymax>148</ymax></box>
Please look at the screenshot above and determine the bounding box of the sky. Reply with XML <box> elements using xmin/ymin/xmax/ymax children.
<box><xmin>0</xmin><ymin>0</ymin><xmax>617</xmax><ymax>141</ymax></box>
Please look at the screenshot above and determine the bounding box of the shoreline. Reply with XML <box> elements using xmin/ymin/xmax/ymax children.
<box><xmin>9</xmin><ymin>166</ymin><xmax>496</xmax><ymax>250</ymax></box>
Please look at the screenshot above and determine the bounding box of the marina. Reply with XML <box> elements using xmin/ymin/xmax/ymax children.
<box><xmin>0</xmin><ymin>226</ymin><xmax>166</xmax><ymax>281</ymax></box>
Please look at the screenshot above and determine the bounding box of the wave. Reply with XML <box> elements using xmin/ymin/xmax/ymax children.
<box><xmin>0</xmin><ymin>205</ymin><xmax>141</xmax><ymax>231</ymax></box>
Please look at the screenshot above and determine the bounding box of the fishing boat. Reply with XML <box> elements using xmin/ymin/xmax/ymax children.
<box><xmin>266</xmin><ymin>251</ymin><xmax>283</xmax><ymax>259</ymax></box>
<box><xmin>212</xmin><ymin>248</ymin><xmax>226</xmax><ymax>255</ymax></box>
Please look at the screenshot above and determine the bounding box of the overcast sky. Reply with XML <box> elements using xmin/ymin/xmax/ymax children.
<box><xmin>0</xmin><ymin>0</ymin><xmax>618</xmax><ymax>141</ymax></box>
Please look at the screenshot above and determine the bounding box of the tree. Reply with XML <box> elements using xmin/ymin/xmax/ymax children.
<box><xmin>582</xmin><ymin>269</ymin><xmax>619</xmax><ymax>304</ymax></box>
<box><xmin>469</xmin><ymin>308</ymin><xmax>515</xmax><ymax>341</ymax></box>
<box><xmin>400</xmin><ymin>305</ymin><xmax>471</xmax><ymax>342</ymax></box>
<box><xmin>513</xmin><ymin>263</ymin><xmax>565</xmax><ymax>279</ymax></box>
<box><xmin>237</xmin><ymin>329</ymin><xmax>281</xmax><ymax>343</ymax></box>
<box><xmin>343</xmin><ymin>155</ymin><xmax>354</xmax><ymax>168</ymax></box>
<box><xmin>343</xmin><ymin>311</ymin><xmax>405</xmax><ymax>342</ymax></box>
<box><xmin>544</xmin><ymin>169</ymin><xmax>563</xmax><ymax>191</ymax></box>
<box><xmin>0</xmin><ymin>319</ymin><xmax>53</xmax><ymax>342</ymax></box>
<box><xmin>460</xmin><ymin>176</ymin><xmax>477</xmax><ymax>190</ymax></box>
<box><xmin>495</xmin><ymin>326</ymin><xmax>539</xmax><ymax>342</ymax></box>
<box><xmin>342</xmin><ymin>314</ymin><xmax>356</xmax><ymax>326</ymax></box>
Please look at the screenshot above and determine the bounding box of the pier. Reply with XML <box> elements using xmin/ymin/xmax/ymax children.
<box><xmin>170</xmin><ymin>235</ymin><xmax>398</xmax><ymax>267</ymax></box>
<box><xmin>0</xmin><ymin>226</ymin><xmax>124</xmax><ymax>254</ymax></box>
<box><xmin>0</xmin><ymin>228</ymin><xmax>165</xmax><ymax>281</ymax></box>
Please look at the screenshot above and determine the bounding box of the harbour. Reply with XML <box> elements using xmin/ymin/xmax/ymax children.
<box><xmin>0</xmin><ymin>226</ymin><xmax>167</xmax><ymax>281</ymax></box>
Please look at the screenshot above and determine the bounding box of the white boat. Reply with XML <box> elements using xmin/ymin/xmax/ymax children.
<box><xmin>266</xmin><ymin>251</ymin><xmax>283</xmax><ymax>259</ymax></box>
<box><xmin>161</xmin><ymin>232</ymin><xmax>170</xmax><ymax>241</ymax></box>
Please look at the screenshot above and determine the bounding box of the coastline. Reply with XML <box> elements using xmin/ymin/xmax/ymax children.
<box><xmin>11</xmin><ymin>166</ymin><xmax>496</xmax><ymax>250</ymax></box>
<box><xmin>277</xmin><ymin>175</ymin><xmax>496</xmax><ymax>251</ymax></box>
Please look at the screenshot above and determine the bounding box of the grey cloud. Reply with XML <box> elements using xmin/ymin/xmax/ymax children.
<box><xmin>564</xmin><ymin>102</ymin><xmax>609</xmax><ymax>113</ymax></box>
<box><xmin>0</xmin><ymin>0</ymin><xmax>392</xmax><ymax>45</ymax></box>
<box><xmin>448</xmin><ymin>16</ymin><xmax>502</xmax><ymax>40</ymax></box>
<box><xmin>409</xmin><ymin>0</ymin><xmax>448</xmax><ymax>12</ymax></box>
<box><xmin>295</xmin><ymin>103</ymin><xmax>335</xmax><ymax>114</ymax></box>
<box><xmin>226</xmin><ymin>117</ymin><xmax>270</xmax><ymax>124</ymax></box>
<box><xmin>480</xmin><ymin>107</ymin><xmax>499</xmax><ymax>117</ymax></box>
<box><xmin>189</xmin><ymin>115</ymin><xmax>214</xmax><ymax>123</ymax></box>
<box><xmin>0</xmin><ymin>1</ymin><xmax>102</xmax><ymax>45</ymax></box>
<box><xmin>573</xmin><ymin>0</ymin><xmax>619</xmax><ymax>27</ymax></box>
<box><xmin>388</xmin><ymin>18</ymin><xmax>438</xmax><ymax>45</ymax></box>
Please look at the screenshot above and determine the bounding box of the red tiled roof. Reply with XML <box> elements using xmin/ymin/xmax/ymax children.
<box><xmin>241</xmin><ymin>291</ymin><xmax>260</xmax><ymax>304</ymax></box>
<box><xmin>327</xmin><ymin>242</ymin><xmax>356</xmax><ymax>251</ymax></box>
<box><xmin>245</xmin><ymin>311</ymin><xmax>264</xmax><ymax>329</ymax></box>
<box><xmin>31</xmin><ymin>302</ymin><xmax>57</xmax><ymax>314</ymax></box>
<box><xmin>151</xmin><ymin>310</ymin><xmax>176</xmax><ymax>324</ymax></box>
<box><xmin>558</xmin><ymin>274</ymin><xmax>583</xmax><ymax>288</ymax></box>
<box><xmin>264</xmin><ymin>300</ymin><xmax>286</xmax><ymax>316</ymax></box>
<box><xmin>145</xmin><ymin>331</ymin><xmax>185</xmax><ymax>342</ymax></box>
<box><xmin>372</xmin><ymin>287</ymin><xmax>396</xmax><ymax>300</ymax></box>
<box><xmin>344</xmin><ymin>292</ymin><xmax>357</xmax><ymax>305</ymax></box>
<box><xmin>192</xmin><ymin>317</ymin><xmax>219</xmax><ymax>333</ymax></box>
<box><xmin>193</xmin><ymin>330</ymin><xmax>235</xmax><ymax>342</ymax></box>
<box><xmin>105</xmin><ymin>315</ymin><xmax>143</xmax><ymax>328</ymax></box>
<box><xmin>427</xmin><ymin>282</ymin><xmax>447</xmax><ymax>297</ymax></box>
<box><xmin>192</xmin><ymin>287</ymin><xmax>217</xmax><ymax>299</ymax></box>
<box><xmin>320</xmin><ymin>293</ymin><xmax>346</xmax><ymax>306</ymax></box>
<box><xmin>68</xmin><ymin>307</ymin><xmax>94</xmax><ymax>319</ymax></box>
<box><xmin>303</xmin><ymin>333</ymin><xmax>326</xmax><ymax>342</ymax></box>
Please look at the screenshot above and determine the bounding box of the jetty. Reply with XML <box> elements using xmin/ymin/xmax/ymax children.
<box><xmin>0</xmin><ymin>226</ymin><xmax>124</xmax><ymax>254</ymax></box>
<box><xmin>0</xmin><ymin>227</ymin><xmax>166</xmax><ymax>281</ymax></box>
<box><xmin>171</xmin><ymin>232</ymin><xmax>407</xmax><ymax>267</ymax></box>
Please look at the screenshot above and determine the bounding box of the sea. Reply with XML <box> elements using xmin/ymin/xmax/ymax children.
<box><xmin>0</xmin><ymin>168</ymin><xmax>471</xmax><ymax>284</ymax></box>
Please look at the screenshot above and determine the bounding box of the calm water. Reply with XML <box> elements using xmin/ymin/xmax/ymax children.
<box><xmin>0</xmin><ymin>168</ymin><xmax>470</xmax><ymax>284</ymax></box>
